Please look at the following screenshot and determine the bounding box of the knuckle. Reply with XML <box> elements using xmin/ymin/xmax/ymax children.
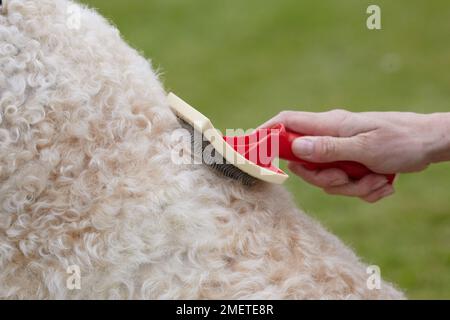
<box><xmin>277</xmin><ymin>110</ymin><xmax>295</xmax><ymax>120</ymax></box>
<box><xmin>328</xmin><ymin>109</ymin><xmax>350</xmax><ymax>119</ymax></box>
<box><xmin>355</xmin><ymin>134</ymin><xmax>370</xmax><ymax>148</ymax></box>
<box><xmin>315</xmin><ymin>177</ymin><xmax>332</xmax><ymax>188</ymax></box>
<box><xmin>360</xmin><ymin>182</ymin><xmax>376</xmax><ymax>196</ymax></box>
<box><xmin>354</xmin><ymin>134</ymin><xmax>375</xmax><ymax>161</ymax></box>
<box><xmin>319</xmin><ymin>137</ymin><xmax>337</xmax><ymax>158</ymax></box>
<box><xmin>363</xmin><ymin>197</ymin><xmax>379</xmax><ymax>203</ymax></box>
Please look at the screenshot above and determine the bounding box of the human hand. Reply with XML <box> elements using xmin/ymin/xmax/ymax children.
<box><xmin>260</xmin><ymin>110</ymin><xmax>450</xmax><ymax>202</ymax></box>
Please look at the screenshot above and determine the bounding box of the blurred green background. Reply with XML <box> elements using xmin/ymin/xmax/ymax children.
<box><xmin>81</xmin><ymin>0</ymin><xmax>450</xmax><ymax>299</ymax></box>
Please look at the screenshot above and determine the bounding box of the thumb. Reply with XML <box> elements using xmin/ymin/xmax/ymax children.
<box><xmin>291</xmin><ymin>136</ymin><xmax>363</xmax><ymax>163</ymax></box>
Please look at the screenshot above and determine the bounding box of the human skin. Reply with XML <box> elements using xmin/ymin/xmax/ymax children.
<box><xmin>260</xmin><ymin>110</ymin><xmax>450</xmax><ymax>203</ymax></box>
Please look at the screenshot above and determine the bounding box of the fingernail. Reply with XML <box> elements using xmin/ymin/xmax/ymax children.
<box><xmin>330</xmin><ymin>178</ymin><xmax>348</xmax><ymax>187</ymax></box>
<box><xmin>372</xmin><ymin>178</ymin><xmax>388</xmax><ymax>190</ymax></box>
<box><xmin>292</xmin><ymin>138</ymin><xmax>314</xmax><ymax>157</ymax></box>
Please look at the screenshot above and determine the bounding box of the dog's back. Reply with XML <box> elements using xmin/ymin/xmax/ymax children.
<box><xmin>0</xmin><ymin>0</ymin><xmax>404</xmax><ymax>299</ymax></box>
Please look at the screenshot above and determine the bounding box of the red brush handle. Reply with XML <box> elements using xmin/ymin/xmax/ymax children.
<box><xmin>278</xmin><ymin>127</ymin><xmax>396</xmax><ymax>184</ymax></box>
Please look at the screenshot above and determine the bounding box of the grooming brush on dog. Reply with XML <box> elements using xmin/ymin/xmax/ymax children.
<box><xmin>168</xmin><ymin>93</ymin><xmax>396</xmax><ymax>186</ymax></box>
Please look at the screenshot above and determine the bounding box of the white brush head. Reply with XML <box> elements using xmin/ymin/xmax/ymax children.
<box><xmin>167</xmin><ymin>93</ymin><xmax>288</xmax><ymax>184</ymax></box>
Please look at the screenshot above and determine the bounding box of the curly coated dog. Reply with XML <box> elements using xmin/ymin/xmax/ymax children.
<box><xmin>0</xmin><ymin>0</ymin><xmax>404</xmax><ymax>299</ymax></box>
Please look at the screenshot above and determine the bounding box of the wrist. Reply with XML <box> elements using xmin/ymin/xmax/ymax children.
<box><xmin>425</xmin><ymin>113</ymin><xmax>450</xmax><ymax>164</ymax></box>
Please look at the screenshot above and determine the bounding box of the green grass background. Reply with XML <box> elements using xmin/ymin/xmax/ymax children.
<box><xmin>81</xmin><ymin>0</ymin><xmax>450</xmax><ymax>299</ymax></box>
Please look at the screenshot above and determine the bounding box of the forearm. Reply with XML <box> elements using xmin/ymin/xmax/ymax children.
<box><xmin>427</xmin><ymin>113</ymin><xmax>450</xmax><ymax>164</ymax></box>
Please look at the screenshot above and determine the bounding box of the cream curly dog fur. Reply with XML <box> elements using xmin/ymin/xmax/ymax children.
<box><xmin>0</xmin><ymin>0</ymin><xmax>404</xmax><ymax>299</ymax></box>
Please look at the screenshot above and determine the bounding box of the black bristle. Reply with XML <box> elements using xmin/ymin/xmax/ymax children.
<box><xmin>177</xmin><ymin>118</ymin><xmax>257</xmax><ymax>186</ymax></box>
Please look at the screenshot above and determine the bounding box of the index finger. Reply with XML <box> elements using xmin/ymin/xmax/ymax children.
<box><xmin>257</xmin><ymin>110</ymin><xmax>349</xmax><ymax>136</ymax></box>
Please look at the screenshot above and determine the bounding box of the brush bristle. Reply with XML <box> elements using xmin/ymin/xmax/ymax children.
<box><xmin>177</xmin><ymin>118</ymin><xmax>257</xmax><ymax>186</ymax></box>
